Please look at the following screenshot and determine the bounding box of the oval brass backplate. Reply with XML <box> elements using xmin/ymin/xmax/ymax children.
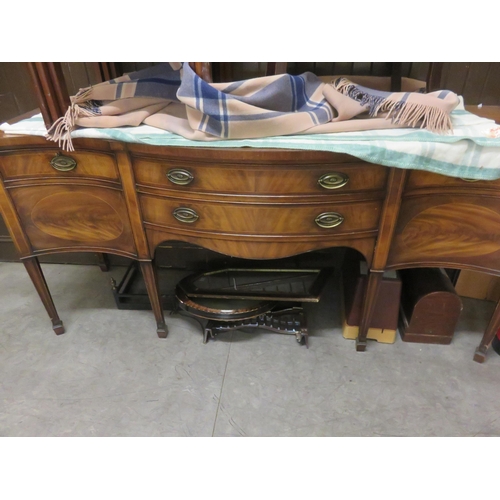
<box><xmin>315</xmin><ymin>212</ymin><xmax>344</xmax><ymax>229</ymax></box>
<box><xmin>167</xmin><ymin>168</ymin><xmax>194</xmax><ymax>186</ymax></box>
<box><xmin>173</xmin><ymin>207</ymin><xmax>199</xmax><ymax>224</ymax></box>
<box><xmin>318</xmin><ymin>172</ymin><xmax>349</xmax><ymax>190</ymax></box>
<box><xmin>50</xmin><ymin>153</ymin><xmax>77</xmax><ymax>172</ymax></box>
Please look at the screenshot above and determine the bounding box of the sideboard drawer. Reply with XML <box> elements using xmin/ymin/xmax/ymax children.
<box><xmin>139</xmin><ymin>194</ymin><xmax>382</xmax><ymax>236</ymax></box>
<box><xmin>132</xmin><ymin>158</ymin><xmax>388</xmax><ymax>197</ymax></box>
<box><xmin>0</xmin><ymin>150</ymin><xmax>119</xmax><ymax>182</ymax></box>
<box><xmin>405</xmin><ymin>169</ymin><xmax>500</xmax><ymax>193</ymax></box>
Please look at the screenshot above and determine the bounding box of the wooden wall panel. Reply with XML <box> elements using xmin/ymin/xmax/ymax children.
<box><xmin>119</xmin><ymin>63</ymin><xmax>157</xmax><ymax>75</ymax></box>
<box><xmin>60</xmin><ymin>62</ymin><xmax>113</xmax><ymax>96</ymax></box>
<box><xmin>0</xmin><ymin>92</ymin><xmax>19</xmax><ymax>123</ymax></box>
<box><xmin>461</xmin><ymin>63</ymin><xmax>491</xmax><ymax>104</ymax></box>
<box><xmin>61</xmin><ymin>63</ymin><xmax>91</xmax><ymax>95</ymax></box>
<box><xmin>441</xmin><ymin>63</ymin><xmax>500</xmax><ymax>105</ymax></box>
<box><xmin>480</xmin><ymin>64</ymin><xmax>500</xmax><ymax>106</ymax></box>
<box><xmin>441</xmin><ymin>63</ymin><xmax>470</xmax><ymax>97</ymax></box>
<box><xmin>407</xmin><ymin>62</ymin><xmax>429</xmax><ymax>81</ymax></box>
<box><xmin>0</xmin><ymin>63</ymin><xmax>39</xmax><ymax>122</ymax></box>
<box><xmin>286</xmin><ymin>62</ymin><xmax>430</xmax><ymax>80</ymax></box>
<box><xmin>215</xmin><ymin>62</ymin><xmax>431</xmax><ymax>83</ymax></box>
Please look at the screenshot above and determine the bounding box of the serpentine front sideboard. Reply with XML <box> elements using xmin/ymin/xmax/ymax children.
<box><xmin>1</xmin><ymin>131</ymin><xmax>499</xmax><ymax>363</ymax></box>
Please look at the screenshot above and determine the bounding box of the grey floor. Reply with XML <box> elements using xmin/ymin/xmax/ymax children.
<box><xmin>0</xmin><ymin>261</ymin><xmax>499</xmax><ymax>437</ymax></box>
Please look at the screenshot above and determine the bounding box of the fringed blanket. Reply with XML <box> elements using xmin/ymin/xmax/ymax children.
<box><xmin>47</xmin><ymin>62</ymin><xmax>460</xmax><ymax>151</ymax></box>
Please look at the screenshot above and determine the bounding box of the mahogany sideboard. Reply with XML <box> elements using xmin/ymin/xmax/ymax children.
<box><xmin>1</xmin><ymin>131</ymin><xmax>499</xmax><ymax>363</ymax></box>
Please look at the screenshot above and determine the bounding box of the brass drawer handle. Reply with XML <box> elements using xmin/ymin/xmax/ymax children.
<box><xmin>50</xmin><ymin>153</ymin><xmax>77</xmax><ymax>172</ymax></box>
<box><xmin>167</xmin><ymin>168</ymin><xmax>194</xmax><ymax>186</ymax></box>
<box><xmin>460</xmin><ymin>178</ymin><xmax>480</xmax><ymax>183</ymax></box>
<box><xmin>173</xmin><ymin>207</ymin><xmax>199</xmax><ymax>224</ymax></box>
<box><xmin>315</xmin><ymin>212</ymin><xmax>344</xmax><ymax>229</ymax></box>
<box><xmin>318</xmin><ymin>172</ymin><xmax>349</xmax><ymax>190</ymax></box>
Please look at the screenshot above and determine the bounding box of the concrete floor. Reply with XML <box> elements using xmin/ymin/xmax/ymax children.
<box><xmin>0</xmin><ymin>261</ymin><xmax>499</xmax><ymax>437</ymax></box>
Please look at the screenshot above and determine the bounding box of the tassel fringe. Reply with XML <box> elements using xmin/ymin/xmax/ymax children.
<box><xmin>45</xmin><ymin>88</ymin><xmax>100</xmax><ymax>151</ymax></box>
<box><xmin>71</xmin><ymin>87</ymin><xmax>93</xmax><ymax>105</ymax></box>
<box><xmin>332</xmin><ymin>78</ymin><xmax>452</xmax><ymax>133</ymax></box>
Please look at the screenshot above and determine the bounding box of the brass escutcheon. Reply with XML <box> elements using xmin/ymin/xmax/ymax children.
<box><xmin>173</xmin><ymin>207</ymin><xmax>199</xmax><ymax>224</ymax></box>
<box><xmin>318</xmin><ymin>172</ymin><xmax>349</xmax><ymax>190</ymax></box>
<box><xmin>167</xmin><ymin>168</ymin><xmax>194</xmax><ymax>186</ymax></box>
<box><xmin>315</xmin><ymin>212</ymin><xmax>344</xmax><ymax>229</ymax></box>
<box><xmin>50</xmin><ymin>153</ymin><xmax>77</xmax><ymax>172</ymax></box>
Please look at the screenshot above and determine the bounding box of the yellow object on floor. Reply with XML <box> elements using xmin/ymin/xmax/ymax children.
<box><xmin>342</xmin><ymin>321</ymin><xmax>397</xmax><ymax>344</ymax></box>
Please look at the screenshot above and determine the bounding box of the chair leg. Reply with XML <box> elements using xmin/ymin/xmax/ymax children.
<box><xmin>22</xmin><ymin>256</ymin><xmax>64</xmax><ymax>335</ymax></box>
<box><xmin>139</xmin><ymin>260</ymin><xmax>167</xmax><ymax>338</ymax></box>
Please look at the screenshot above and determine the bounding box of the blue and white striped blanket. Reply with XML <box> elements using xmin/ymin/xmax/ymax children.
<box><xmin>2</xmin><ymin>100</ymin><xmax>500</xmax><ymax>180</ymax></box>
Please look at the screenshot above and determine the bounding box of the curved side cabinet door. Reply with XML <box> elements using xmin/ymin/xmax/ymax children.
<box><xmin>387</xmin><ymin>195</ymin><xmax>500</xmax><ymax>272</ymax></box>
<box><xmin>9</xmin><ymin>185</ymin><xmax>137</xmax><ymax>257</ymax></box>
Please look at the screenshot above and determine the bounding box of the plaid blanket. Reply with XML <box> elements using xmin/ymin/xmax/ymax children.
<box><xmin>46</xmin><ymin>62</ymin><xmax>460</xmax><ymax>151</ymax></box>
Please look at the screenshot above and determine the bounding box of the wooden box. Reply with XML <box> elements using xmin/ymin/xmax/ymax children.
<box><xmin>399</xmin><ymin>268</ymin><xmax>463</xmax><ymax>344</ymax></box>
<box><xmin>454</xmin><ymin>270</ymin><xmax>500</xmax><ymax>303</ymax></box>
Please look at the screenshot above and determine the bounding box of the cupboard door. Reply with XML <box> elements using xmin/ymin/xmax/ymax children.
<box><xmin>9</xmin><ymin>184</ymin><xmax>137</xmax><ymax>257</ymax></box>
<box><xmin>387</xmin><ymin>194</ymin><xmax>500</xmax><ymax>273</ymax></box>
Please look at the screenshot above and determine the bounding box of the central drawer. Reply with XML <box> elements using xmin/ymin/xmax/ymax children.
<box><xmin>132</xmin><ymin>157</ymin><xmax>388</xmax><ymax>197</ymax></box>
<box><xmin>140</xmin><ymin>194</ymin><xmax>382</xmax><ymax>236</ymax></box>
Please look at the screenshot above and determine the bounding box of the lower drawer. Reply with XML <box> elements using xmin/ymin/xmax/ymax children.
<box><xmin>139</xmin><ymin>194</ymin><xmax>382</xmax><ymax>236</ymax></box>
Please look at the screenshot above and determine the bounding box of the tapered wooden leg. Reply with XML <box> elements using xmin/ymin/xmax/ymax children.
<box><xmin>474</xmin><ymin>298</ymin><xmax>500</xmax><ymax>363</ymax></box>
<box><xmin>139</xmin><ymin>260</ymin><xmax>167</xmax><ymax>338</ymax></box>
<box><xmin>22</xmin><ymin>256</ymin><xmax>65</xmax><ymax>335</ymax></box>
<box><xmin>356</xmin><ymin>271</ymin><xmax>384</xmax><ymax>352</ymax></box>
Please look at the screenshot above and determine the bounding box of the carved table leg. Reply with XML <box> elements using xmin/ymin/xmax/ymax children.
<box><xmin>356</xmin><ymin>271</ymin><xmax>384</xmax><ymax>352</ymax></box>
<box><xmin>22</xmin><ymin>256</ymin><xmax>65</xmax><ymax>335</ymax></box>
<box><xmin>474</xmin><ymin>298</ymin><xmax>500</xmax><ymax>363</ymax></box>
<box><xmin>139</xmin><ymin>260</ymin><xmax>168</xmax><ymax>338</ymax></box>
